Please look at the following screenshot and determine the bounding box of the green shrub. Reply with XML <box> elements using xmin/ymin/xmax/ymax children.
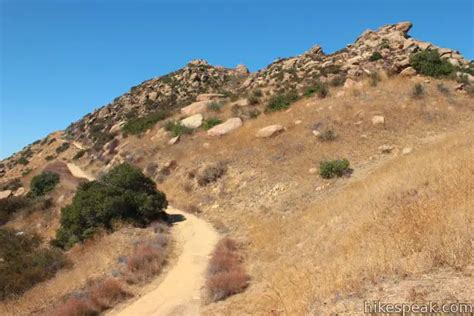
<box><xmin>319</xmin><ymin>159</ymin><xmax>351</xmax><ymax>179</ymax></box>
<box><xmin>29</xmin><ymin>171</ymin><xmax>60</xmax><ymax>198</ymax></box>
<box><xmin>164</xmin><ymin>121</ymin><xmax>193</xmax><ymax>137</ymax></box>
<box><xmin>304</xmin><ymin>81</ymin><xmax>328</xmax><ymax>98</ymax></box>
<box><xmin>266</xmin><ymin>91</ymin><xmax>299</xmax><ymax>112</ymax></box>
<box><xmin>0</xmin><ymin>228</ymin><xmax>67</xmax><ymax>299</ymax></box>
<box><xmin>55</xmin><ymin>142</ymin><xmax>70</xmax><ymax>154</ymax></box>
<box><xmin>203</xmin><ymin>118</ymin><xmax>222</xmax><ymax>130</ymax></box>
<box><xmin>412</xmin><ymin>83</ymin><xmax>425</xmax><ymax>98</ymax></box>
<box><xmin>17</xmin><ymin>156</ymin><xmax>29</xmax><ymax>166</ymax></box>
<box><xmin>73</xmin><ymin>150</ymin><xmax>86</xmax><ymax>160</ymax></box>
<box><xmin>122</xmin><ymin>111</ymin><xmax>169</xmax><ymax>135</ymax></box>
<box><xmin>45</xmin><ymin>155</ymin><xmax>55</xmax><ymax>161</ymax></box>
<box><xmin>52</xmin><ymin>163</ymin><xmax>168</xmax><ymax>249</ymax></box>
<box><xmin>369</xmin><ymin>51</ymin><xmax>383</xmax><ymax>62</ymax></box>
<box><xmin>207</xmin><ymin>101</ymin><xmax>223</xmax><ymax>112</ymax></box>
<box><xmin>410</xmin><ymin>50</ymin><xmax>454</xmax><ymax>77</ymax></box>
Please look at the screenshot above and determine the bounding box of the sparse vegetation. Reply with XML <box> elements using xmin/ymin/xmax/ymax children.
<box><xmin>0</xmin><ymin>228</ymin><xmax>67</xmax><ymax>300</ymax></box>
<box><xmin>317</xmin><ymin>128</ymin><xmax>338</xmax><ymax>142</ymax></box>
<box><xmin>28</xmin><ymin>171</ymin><xmax>60</xmax><ymax>198</ymax></box>
<box><xmin>330</xmin><ymin>74</ymin><xmax>346</xmax><ymax>87</ymax></box>
<box><xmin>304</xmin><ymin>81</ymin><xmax>328</xmax><ymax>98</ymax></box>
<box><xmin>369</xmin><ymin>51</ymin><xmax>383</xmax><ymax>61</ymax></box>
<box><xmin>410</xmin><ymin>49</ymin><xmax>454</xmax><ymax>77</ymax></box>
<box><xmin>55</xmin><ymin>142</ymin><xmax>70</xmax><ymax>154</ymax></box>
<box><xmin>52</xmin><ymin>163</ymin><xmax>168</xmax><ymax>249</ymax></box>
<box><xmin>203</xmin><ymin>118</ymin><xmax>222</xmax><ymax>130</ymax></box>
<box><xmin>206</xmin><ymin>238</ymin><xmax>249</xmax><ymax>302</ymax></box>
<box><xmin>437</xmin><ymin>83</ymin><xmax>450</xmax><ymax>95</ymax></box>
<box><xmin>17</xmin><ymin>156</ymin><xmax>29</xmax><ymax>166</ymax></box>
<box><xmin>45</xmin><ymin>155</ymin><xmax>55</xmax><ymax>161</ymax></box>
<box><xmin>72</xmin><ymin>150</ymin><xmax>86</xmax><ymax>160</ymax></box>
<box><xmin>122</xmin><ymin>111</ymin><xmax>169</xmax><ymax>135</ymax></box>
<box><xmin>380</xmin><ymin>38</ymin><xmax>390</xmax><ymax>49</ymax></box>
<box><xmin>207</xmin><ymin>101</ymin><xmax>223</xmax><ymax>112</ymax></box>
<box><xmin>266</xmin><ymin>91</ymin><xmax>299</xmax><ymax>112</ymax></box>
<box><xmin>412</xmin><ymin>83</ymin><xmax>425</xmax><ymax>98</ymax></box>
<box><xmin>198</xmin><ymin>162</ymin><xmax>227</xmax><ymax>186</ymax></box>
<box><xmin>164</xmin><ymin>121</ymin><xmax>194</xmax><ymax>137</ymax></box>
<box><xmin>319</xmin><ymin>159</ymin><xmax>351</xmax><ymax>179</ymax></box>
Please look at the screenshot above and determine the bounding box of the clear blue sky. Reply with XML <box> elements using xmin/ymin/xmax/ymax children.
<box><xmin>1</xmin><ymin>0</ymin><xmax>473</xmax><ymax>159</ymax></box>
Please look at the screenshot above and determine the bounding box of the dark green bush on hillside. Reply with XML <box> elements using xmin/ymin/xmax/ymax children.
<box><xmin>319</xmin><ymin>159</ymin><xmax>351</xmax><ymax>179</ymax></box>
<box><xmin>266</xmin><ymin>91</ymin><xmax>299</xmax><ymax>112</ymax></box>
<box><xmin>304</xmin><ymin>81</ymin><xmax>328</xmax><ymax>98</ymax></box>
<box><xmin>29</xmin><ymin>171</ymin><xmax>60</xmax><ymax>198</ymax></box>
<box><xmin>0</xmin><ymin>228</ymin><xmax>66</xmax><ymax>300</ymax></box>
<box><xmin>410</xmin><ymin>50</ymin><xmax>453</xmax><ymax>77</ymax></box>
<box><xmin>55</xmin><ymin>142</ymin><xmax>70</xmax><ymax>154</ymax></box>
<box><xmin>202</xmin><ymin>118</ymin><xmax>222</xmax><ymax>130</ymax></box>
<box><xmin>369</xmin><ymin>51</ymin><xmax>383</xmax><ymax>62</ymax></box>
<box><xmin>52</xmin><ymin>163</ymin><xmax>168</xmax><ymax>249</ymax></box>
<box><xmin>122</xmin><ymin>111</ymin><xmax>169</xmax><ymax>135</ymax></box>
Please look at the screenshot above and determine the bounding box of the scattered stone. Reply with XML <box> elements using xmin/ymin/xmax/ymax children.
<box><xmin>168</xmin><ymin>135</ymin><xmax>180</xmax><ymax>145</ymax></box>
<box><xmin>207</xmin><ymin>118</ymin><xmax>242</xmax><ymax>136</ymax></box>
<box><xmin>180</xmin><ymin>114</ymin><xmax>203</xmax><ymax>129</ymax></box>
<box><xmin>312</xmin><ymin>130</ymin><xmax>321</xmax><ymax>137</ymax></box>
<box><xmin>202</xmin><ymin>142</ymin><xmax>210</xmax><ymax>148</ymax></box>
<box><xmin>0</xmin><ymin>190</ymin><xmax>12</xmax><ymax>200</ymax></box>
<box><xmin>379</xmin><ymin>144</ymin><xmax>395</xmax><ymax>153</ymax></box>
<box><xmin>256</xmin><ymin>125</ymin><xmax>284</xmax><ymax>138</ymax></box>
<box><xmin>294</xmin><ymin>120</ymin><xmax>302</xmax><ymax>125</ymax></box>
<box><xmin>309</xmin><ymin>168</ymin><xmax>318</xmax><ymax>174</ymax></box>
<box><xmin>402</xmin><ymin>147</ymin><xmax>413</xmax><ymax>155</ymax></box>
<box><xmin>14</xmin><ymin>187</ymin><xmax>25</xmax><ymax>197</ymax></box>
<box><xmin>400</xmin><ymin>67</ymin><xmax>417</xmax><ymax>76</ymax></box>
<box><xmin>371</xmin><ymin>115</ymin><xmax>385</xmax><ymax>126</ymax></box>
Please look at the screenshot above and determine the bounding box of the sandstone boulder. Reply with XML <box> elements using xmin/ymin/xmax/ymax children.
<box><xmin>0</xmin><ymin>190</ymin><xmax>12</xmax><ymax>200</ymax></box>
<box><xmin>256</xmin><ymin>125</ymin><xmax>284</xmax><ymax>138</ymax></box>
<box><xmin>180</xmin><ymin>114</ymin><xmax>203</xmax><ymax>129</ymax></box>
<box><xmin>372</xmin><ymin>115</ymin><xmax>385</xmax><ymax>126</ymax></box>
<box><xmin>168</xmin><ymin>136</ymin><xmax>180</xmax><ymax>145</ymax></box>
<box><xmin>400</xmin><ymin>67</ymin><xmax>417</xmax><ymax>77</ymax></box>
<box><xmin>207</xmin><ymin>118</ymin><xmax>242</xmax><ymax>136</ymax></box>
<box><xmin>14</xmin><ymin>187</ymin><xmax>25</xmax><ymax>197</ymax></box>
<box><xmin>181</xmin><ymin>101</ymin><xmax>210</xmax><ymax>116</ymax></box>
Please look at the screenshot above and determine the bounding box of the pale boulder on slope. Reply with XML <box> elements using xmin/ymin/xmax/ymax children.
<box><xmin>207</xmin><ymin>118</ymin><xmax>242</xmax><ymax>136</ymax></box>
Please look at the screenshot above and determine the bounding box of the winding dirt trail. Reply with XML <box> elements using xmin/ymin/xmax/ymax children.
<box><xmin>66</xmin><ymin>163</ymin><xmax>220</xmax><ymax>315</ymax></box>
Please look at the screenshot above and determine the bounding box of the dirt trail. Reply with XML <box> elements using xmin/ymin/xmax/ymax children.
<box><xmin>66</xmin><ymin>163</ymin><xmax>95</xmax><ymax>181</ymax></box>
<box><xmin>113</xmin><ymin>207</ymin><xmax>219</xmax><ymax>316</ymax></box>
<box><xmin>65</xmin><ymin>163</ymin><xmax>220</xmax><ymax>315</ymax></box>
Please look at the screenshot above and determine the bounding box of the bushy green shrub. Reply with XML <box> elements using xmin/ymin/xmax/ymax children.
<box><xmin>0</xmin><ymin>227</ymin><xmax>67</xmax><ymax>299</ymax></box>
<box><xmin>52</xmin><ymin>163</ymin><xmax>168</xmax><ymax>249</ymax></box>
<box><xmin>164</xmin><ymin>121</ymin><xmax>193</xmax><ymax>137</ymax></box>
<box><xmin>122</xmin><ymin>111</ymin><xmax>169</xmax><ymax>135</ymax></box>
<box><xmin>266</xmin><ymin>92</ymin><xmax>299</xmax><ymax>112</ymax></box>
<box><xmin>410</xmin><ymin>50</ymin><xmax>454</xmax><ymax>77</ymax></box>
<box><xmin>369</xmin><ymin>51</ymin><xmax>383</xmax><ymax>62</ymax></box>
<box><xmin>55</xmin><ymin>142</ymin><xmax>70</xmax><ymax>154</ymax></box>
<box><xmin>17</xmin><ymin>156</ymin><xmax>29</xmax><ymax>166</ymax></box>
<box><xmin>319</xmin><ymin>159</ymin><xmax>351</xmax><ymax>179</ymax></box>
<box><xmin>0</xmin><ymin>196</ymin><xmax>30</xmax><ymax>225</ymax></box>
<box><xmin>304</xmin><ymin>81</ymin><xmax>328</xmax><ymax>98</ymax></box>
<box><xmin>203</xmin><ymin>118</ymin><xmax>222</xmax><ymax>130</ymax></box>
<box><xmin>29</xmin><ymin>171</ymin><xmax>60</xmax><ymax>198</ymax></box>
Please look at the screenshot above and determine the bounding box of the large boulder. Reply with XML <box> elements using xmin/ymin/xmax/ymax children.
<box><xmin>372</xmin><ymin>115</ymin><xmax>385</xmax><ymax>126</ymax></box>
<box><xmin>207</xmin><ymin>118</ymin><xmax>242</xmax><ymax>136</ymax></box>
<box><xmin>400</xmin><ymin>67</ymin><xmax>417</xmax><ymax>77</ymax></box>
<box><xmin>180</xmin><ymin>114</ymin><xmax>203</xmax><ymax>129</ymax></box>
<box><xmin>181</xmin><ymin>101</ymin><xmax>210</xmax><ymax>115</ymax></box>
<box><xmin>196</xmin><ymin>94</ymin><xmax>225</xmax><ymax>102</ymax></box>
<box><xmin>0</xmin><ymin>190</ymin><xmax>12</xmax><ymax>200</ymax></box>
<box><xmin>256</xmin><ymin>125</ymin><xmax>284</xmax><ymax>138</ymax></box>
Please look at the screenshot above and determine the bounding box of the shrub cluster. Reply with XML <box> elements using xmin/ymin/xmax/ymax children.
<box><xmin>72</xmin><ymin>150</ymin><xmax>86</xmax><ymax>160</ymax></box>
<box><xmin>52</xmin><ymin>163</ymin><xmax>168</xmax><ymax>249</ymax></box>
<box><xmin>369</xmin><ymin>51</ymin><xmax>383</xmax><ymax>62</ymax></box>
<box><xmin>207</xmin><ymin>101</ymin><xmax>223</xmax><ymax>112</ymax></box>
<box><xmin>412</xmin><ymin>83</ymin><xmax>425</xmax><ymax>98</ymax></box>
<box><xmin>0</xmin><ymin>228</ymin><xmax>67</xmax><ymax>300</ymax></box>
<box><xmin>304</xmin><ymin>81</ymin><xmax>328</xmax><ymax>98</ymax></box>
<box><xmin>28</xmin><ymin>171</ymin><xmax>60</xmax><ymax>198</ymax></box>
<box><xmin>319</xmin><ymin>159</ymin><xmax>351</xmax><ymax>179</ymax></box>
<box><xmin>410</xmin><ymin>50</ymin><xmax>454</xmax><ymax>77</ymax></box>
<box><xmin>122</xmin><ymin>111</ymin><xmax>169</xmax><ymax>135</ymax></box>
<box><xmin>198</xmin><ymin>162</ymin><xmax>227</xmax><ymax>186</ymax></box>
<box><xmin>206</xmin><ymin>238</ymin><xmax>249</xmax><ymax>302</ymax></box>
<box><xmin>164</xmin><ymin>121</ymin><xmax>194</xmax><ymax>137</ymax></box>
<box><xmin>266</xmin><ymin>91</ymin><xmax>299</xmax><ymax>112</ymax></box>
<box><xmin>202</xmin><ymin>118</ymin><xmax>222</xmax><ymax>130</ymax></box>
<box><xmin>55</xmin><ymin>142</ymin><xmax>70</xmax><ymax>154</ymax></box>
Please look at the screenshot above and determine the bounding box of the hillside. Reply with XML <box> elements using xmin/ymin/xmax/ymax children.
<box><xmin>0</xmin><ymin>22</ymin><xmax>473</xmax><ymax>315</ymax></box>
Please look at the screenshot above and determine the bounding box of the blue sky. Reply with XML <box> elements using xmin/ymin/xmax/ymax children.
<box><xmin>1</xmin><ymin>0</ymin><xmax>473</xmax><ymax>159</ymax></box>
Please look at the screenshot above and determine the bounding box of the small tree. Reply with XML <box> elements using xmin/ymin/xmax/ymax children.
<box><xmin>29</xmin><ymin>171</ymin><xmax>60</xmax><ymax>197</ymax></box>
<box><xmin>410</xmin><ymin>50</ymin><xmax>453</xmax><ymax>77</ymax></box>
<box><xmin>319</xmin><ymin>159</ymin><xmax>351</xmax><ymax>179</ymax></box>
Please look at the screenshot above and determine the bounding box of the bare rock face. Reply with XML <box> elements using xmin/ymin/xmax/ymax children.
<box><xmin>207</xmin><ymin>118</ymin><xmax>242</xmax><ymax>136</ymax></box>
<box><xmin>256</xmin><ymin>125</ymin><xmax>284</xmax><ymax>138</ymax></box>
<box><xmin>0</xmin><ymin>190</ymin><xmax>12</xmax><ymax>200</ymax></box>
<box><xmin>180</xmin><ymin>114</ymin><xmax>203</xmax><ymax>129</ymax></box>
